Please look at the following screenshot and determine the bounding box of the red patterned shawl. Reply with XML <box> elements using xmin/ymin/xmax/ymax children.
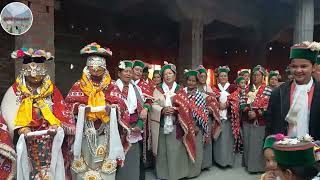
<box><xmin>65</xmin><ymin>80</ymin><xmax>131</xmax><ymax>152</ymax></box>
<box><xmin>156</xmin><ymin>85</ymin><xmax>196</xmax><ymax>162</ymax></box>
<box><xmin>228</xmin><ymin>88</ymin><xmax>242</xmax><ymax>152</ymax></box>
<box><xmin>137</xmin><ymin>79</ymin><xmax>154</xmax><ymax>101</ymax></box>
<box><xmin>240</xmin><ymin>84</ymin><xmax>272</xmax><ymax>126</ymax></box>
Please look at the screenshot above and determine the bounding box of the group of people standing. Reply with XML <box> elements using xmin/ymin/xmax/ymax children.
<box><xmin>0</xmin><ymin>41</ymin><xmax>319</xmax><ymax>180</ymax></box>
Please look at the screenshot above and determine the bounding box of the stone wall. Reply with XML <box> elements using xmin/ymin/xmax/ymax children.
<box><xmin>0</xmin><ymin>30</ymin><xmax>15</xmax><ymax>99</ymax></box>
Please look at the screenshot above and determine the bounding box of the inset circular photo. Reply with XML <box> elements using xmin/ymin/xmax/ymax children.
<box><xmin>0</xmin><ymin>2</ymin><xmax>33</xmax><ymax>35</ymax></box>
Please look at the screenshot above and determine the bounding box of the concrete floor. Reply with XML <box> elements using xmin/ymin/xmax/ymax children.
<box><xmin>146</xmin><ymin>154</ymin><xmax>261</xmax><ymax>180</ymax></box>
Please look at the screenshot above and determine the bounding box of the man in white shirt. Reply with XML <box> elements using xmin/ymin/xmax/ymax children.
<box><xmin>266</xmin><ymin>41</ymin><xmax>320</xmax><ymax>140</ymax></box>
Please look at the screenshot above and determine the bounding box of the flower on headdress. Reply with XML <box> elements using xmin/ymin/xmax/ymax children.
<box><xmin>164</xmin><ymin>61</ymin><xmax>169</xmax><ymax>65</ymax></box>
<box><xmin>277</xmin><ymin>137</ymin><xmax>300</xmax><ymax>145</ymax></box>
<box><xmin>217</xmin><ymin>65</ymin><xmax>230</xmax><ymax>74</ymax></box>
<box><xmin>118</xmin><ymin>61</ymin><xmax>126</xmax><ymax>69</ymax></box>
<box><xmin>17</xmin><ymin>50</ymin><xmax>24</xmax><ymax>58</ymax></box>
<box><xmin>21</xmin><ymin>47</ymin><xmax>28</xmax><ymax>52</ymax></box>
<box><xmin>302</xmin><ymin>41</ymin><xmax>311</xmax><ymax>46</ymax></box>
<box><xmin>302</xmin><ymin>41</ymin><xmax>320</xmax><ymax>51</ymax></box>
<box><xmin>91</xmin><ymin>46</ymin><xmax>97</xmax><ymax>51</ymax></box>
<box><xmin>28</xmin><ymin>48</ymin><xmax>34</xmax><ymax>55</ymax></box>
<box><xmin>300</xmin><ymin>134</ymin><xmax>313</xmax><ymax>142</ymax></box>
<box><xmin>275</xmin><ymin>133</ymin><xmax>285</xmax><ymax>141</ymax></box>
<box><xmin>80</xmin><ymin>42</ymin><xmax>112</xmax><ymax>57</ymax></box>
<box><xmin>184</xmin><ymin>69</ymin><xmax>189</xmax><ymax>73</ymax></box>
<box><xmin>46</xmin><ymin>52</ymin><xmax>52</xmax><ymax>59</ymax></box>
<box><xmin>34</xmin><ymin>50</ymin><xmax>42</xmax><ymax>56</ymax></box>
<box><xmin>105</xmin><ymin>48</ymin><xmax>112</xmax><ymax>56</ymax></box>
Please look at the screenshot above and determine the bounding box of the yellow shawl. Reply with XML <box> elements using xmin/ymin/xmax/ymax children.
<box><xmin>80</xmin><ymin>72</ymin><xmax>111</xmax><ymax>123</ymax></box>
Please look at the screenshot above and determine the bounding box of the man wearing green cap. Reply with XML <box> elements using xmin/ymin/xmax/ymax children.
<box><xmin>266</xmin><ymin>42</ymin><xmax>320</xmax><ymax>141</ymax></box>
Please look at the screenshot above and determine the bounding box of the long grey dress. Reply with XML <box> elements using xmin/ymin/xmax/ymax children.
<box><xmin>202</xmin><ymin>116</ymin><xmax>213</xmax><ymax>169</ymax></box>
<box><xmin>156</xmin><ymin>126</ymin><xmax>189</xmax><ymax>180</ymax></box>
<box><xmin>213</xmin><ymin>118</ymin><xmax>235</xmax><ymax>167</ymax></box>
<box><xmin>116</xmin><ymin>142</ymin><xmax>140</xmax><ymax>180</ymax></box>
<box><xmin>242</xmin><ymin>122</ymin><xmax>265</xmax><ymax>172</ymax></box>
<box><xmin>187</xmin><ymin>132</ymin><xmax>203</xmax><ymax>178</ymax></box>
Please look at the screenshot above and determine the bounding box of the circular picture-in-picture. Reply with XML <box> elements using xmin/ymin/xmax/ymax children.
<box><xmin>0</xmin><ymin>2</ymin><xmax>33</xmax><ymax>35</ymax></box>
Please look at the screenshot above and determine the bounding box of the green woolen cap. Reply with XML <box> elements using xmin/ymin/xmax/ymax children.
<box><xmin>119</xmin><ymin>60</ymin><xmax>133</xmax><ymax>69</ymax></box>
<box><xmin>133</xmin><ymin>60</ymin><xmax>145</xmax><ymax>68</ymax></box>
<box><xmin>273</xmin><ymin>142</ymin><xmax>315</xmax><ymax>167</ymax></box>
<box><xmin>269</xmin><ymin>71</ymin><xmax>279</xmax><ymax>79</ymax></box>
<box><xmin>235</xmin><ymin>76</ymin><xmax>245</xmax><ymax>85</ymax></box>
<box><xmin>153</xmin><ymin>70</ymin><xmax>160</xmax><ymax>76</ymax></box>
<box><xmin>263</xmin><ymin>135</ymin><xmax>276</xmax><ymax>150</ymax></box>
<box><xmin>290</xmin><ymin>47</ymin><xmax>317</xmax><ymax>63</ymax></box>
<box><xmin>253</xmin><ymin>65</ymin><xmax>266</xmax><ymax>75</ymax></box>
<box><xmin>239</xmin><ymin>70</ymin><xmax>250</xmax><ymax>76</ymax></box>
<box><xmin>218</xmin><ymin>68</ymin><xmax>230</xmax><ymax>74</ymax></box>
<box><xmin>160</xmin><ymin>63</ymin><xmax>176</xmax><ymax>76</ymax></box>
<box><xmin>241</xmin><ymin>70</ymin><xmax>250</xmax><ymax>74</ymax></box>
<box><xmin>125</xmin><ymin>61</ymin><xmax>133</xmax><ymax>68</ymax></box>
<box><xmin>184</xmin><ymin>70</ymin><xmax>199</xmax><ymax>78</ymax></box>
<box><xmin>198</xmin><ymin>68</ymin><xmax>207</xmax><ymax>74</ymax></box>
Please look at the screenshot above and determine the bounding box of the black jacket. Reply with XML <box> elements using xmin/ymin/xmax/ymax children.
<box><xmin>265</xmin><ymin>79</ymin><xmax>320</xmax><ymax>140</ymax></box>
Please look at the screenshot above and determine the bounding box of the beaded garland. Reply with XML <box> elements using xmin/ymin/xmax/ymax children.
<box><xmin>26</xmin><ymin>134</ymin><xmax>53</xmax><ymax>179</ymax></box>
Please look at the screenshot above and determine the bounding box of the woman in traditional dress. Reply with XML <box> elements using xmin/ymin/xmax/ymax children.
<box><xmin>235</xmin><ymin>76</ymin><xmax>247</xmax><ymax>91</ymax></box>
<box><xmin>149</xmin><ymin>62</ymin><xmax>196</xmax><ymax>180</ymax></box>
<box><xmin>184</xmin><ymin>69</ymin><xmax>210</xmax><ymax>177</ymax></box>
<box><xmin>115</xmin><ymin>60</ymin><xmax>146</xmax><ymax>180</ymax></box>
<box><xmin>196</xmin><ymin>65</ymin><xmax>220</xmax><ymax>170</ymax></box>
<box><xmin>198</xmin><ymin>65</ymin><xmax>215</xmax><ymax>95</ymax></box>
<box><xmin>65</xmin><ymin>43</ymin><xmax>130</xmax><ymax>180</ymax></box>
<box><xmin>131</xmin><ymin>60</ymin><xmax>153</xmax><ymax>177</ymax></box>
<box><xmin>268</xmin><ymin>70</ymin><xmax>280</xmax><ymax>91</ymax></box>
<box><xmin>1</xmin><ymin>48</ymin><xmax>75</xmax><ymax>180</ymax></box>
<box><xmin>152</xmin><ymin>70</ymin><xmax>162</xmax><ymax>87</ymax></box>
<box><xmin>238</xmin><ymin>70</ymin><xmax>251</xmax><ymax>87</ymax></box>
<box><xmin>240</xmin><ymin>65</ymin><xmax>272</xmax><ymax>173</ymax></box>
<box><xmin>213</xmin><ymin>66</ymin><xmax>239</xmax><ymax>167</ymax></box>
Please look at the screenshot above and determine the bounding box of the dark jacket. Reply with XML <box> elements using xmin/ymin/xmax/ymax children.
<box><xmin>265</xmin><ymin>79</ymin><xmax>320</xmax><ymax>140</ymax></box>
